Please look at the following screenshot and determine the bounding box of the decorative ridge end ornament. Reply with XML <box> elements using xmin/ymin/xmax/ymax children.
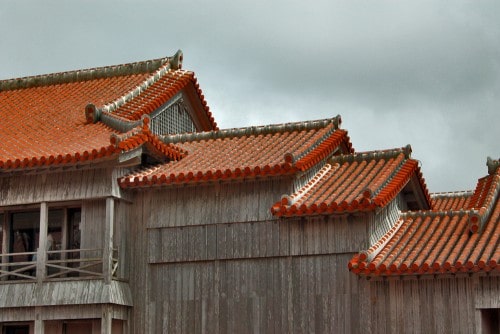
<box><xmin>170</xmin><ymin>50</ymin><xmax>184</xmax><ymax>70</ymax></box>
<box><xmin>85</xmin><ymin>103</ymin><xmax>102</xmax><ymax>124</ymax></box>
<box><xmin>403</xmin><ymin>144</ymin><xmax>412</xmax><ymax>159</ymax></box>
<box><xmin>487</xmin><ymin>156</ymin><xmax>500</xmax><ymax>175</ymax></box>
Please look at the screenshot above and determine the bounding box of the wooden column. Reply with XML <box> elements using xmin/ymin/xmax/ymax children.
<box><xmin>37</xmin><ymin>202</ymin><xmax>48</xmax><ymax>284</ymax></box>
<box><xmin>1</xmin><ymin>212</ymin><xmax>9</xmax><ymax>281</ymax></box>
<box><xmin>101</xmin><ymin>304</ymin><xmax>112</xmax><ymax>334</ymax></box>
<box><xmin>60</xmin><ymin>208</ymin><xmax>68</xmax><ymax>263</ymax></box>
<box><xmin>103</xmin><ymin>197</ymin><xmax>114</xmax><ymax>284</ymax></box>
<box><xmin>34</xmin><ymin>307</ymin><xmax>45</xmax><ymax>334</ymax></box>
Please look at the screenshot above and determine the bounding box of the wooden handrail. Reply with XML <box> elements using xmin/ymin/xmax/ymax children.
<box><xmin>0</xmin><ymin>251</ymin><xmax>37</xmax><ymax>257</ymax></box>
<box><xmin>0</xmin><ymin>248</ymin><xmax>120</xmax><ymax>282</ymax></box>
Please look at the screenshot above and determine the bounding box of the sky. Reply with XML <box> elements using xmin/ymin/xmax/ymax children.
<box><xmin>0</xmin><ymin>0</ymin><xmax>498</xmax><ymax>193</ymax></box>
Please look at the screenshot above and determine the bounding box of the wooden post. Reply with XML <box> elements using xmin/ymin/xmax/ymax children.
<box><xmin>61</xmin><ymin>208</ymin><xmax>68</xmax><ymax>262</ymax></box>
<box><xmin>1</xmin><ymin>212</ymin><xmax>9</xmax><ymax>281</ymax></box>
<box><xmin>37</xmin><ymin>202</ymin><xmax>48</xmax><ymax>284</ymax></box>
<box><xmin>34</xmin><ymin>307</ymin><xmax>44</xmax><ymax>334</ymax></box>
<box><xmin>101</xmin><ymin>304</ymin><xmax>112</xmax><ymax>334</ymax></box>
<box><xmin>103</xmin><ymin>197</ymin><xmax>114</xmax><ymax>284</ymax></box>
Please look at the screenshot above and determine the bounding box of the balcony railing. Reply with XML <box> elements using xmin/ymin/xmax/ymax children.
<box><xmin>0</xmin><ymin>248</ymin><xmax>119</xmax><ymax>283</ymax></box>
<box><xmin>0</xmin><ymin>251</ymin><xmax>36</xmax><ymax>281</ymax></box>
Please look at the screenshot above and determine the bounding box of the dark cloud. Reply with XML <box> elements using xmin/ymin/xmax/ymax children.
<box><xmin>1</xmin><ymin>0</ymin><xmax>498</xmax><ymax>192</ymax></box>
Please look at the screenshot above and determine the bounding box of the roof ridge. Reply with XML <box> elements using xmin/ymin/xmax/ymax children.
<box><xmin>0</xmin><ymin>52</ymin><xmax>181</xmax><ymax>92</ymax></box>
<box><xmin>330</xmin><ymin>145</ymin><xmax>412</xmax><ymax>165</ymax></box>
<box><xmin>372</xmin><ymin>158</ymin><xmax>419</xmax><ymax>206</ymax></box>
<box><xmin>161</xmin><ymin>116</ymin><xmax>342</xmax><ymax>144</ymax></box>
<box><xmin>430</xmin><ymin>190</ymin><xmax>474</xmax><ymax>198</ymax></box>
<box><xmin>85</xmin><ymin>50</ymin><xmax>183</xmax><ymax>124</ymax></box>
<box><xmin>401</xmin><ymin>209</ymin><xmax>475</xmax><ymax>218</ymax></box>
<box><xmin>468</xmin><ymin>173</ymin><xmax>500</xmax><ymax>233</ymax></box>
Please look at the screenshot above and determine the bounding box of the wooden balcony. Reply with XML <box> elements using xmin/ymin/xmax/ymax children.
<box><xmin>0</xmin><ymin>248</ymin><xmax>119</xmax><ymax>283</ymax></box>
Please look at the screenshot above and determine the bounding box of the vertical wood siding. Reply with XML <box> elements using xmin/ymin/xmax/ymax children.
<box><xmin>148</xmin><ymin>254</ymin><xmax>364</xmax><ymax>333</ymax></box>
<box><xmin>362</xmin><ymin>277</ymin><xmax>478</xmax><ymax>334</ymax></box>
<box><xmin>143</xmin><ymin>179</ymin><xmax>291</xmax><ymax>228</ymax></box>
<box><xmin>81</xmin><ymin>199</ymin><xmax>105</xmax><ymax>251</ymax></box>
<box><xmin>0</xmin><ymin>167</ymin><xmax>131</xmax><ymax>207</ymax></box>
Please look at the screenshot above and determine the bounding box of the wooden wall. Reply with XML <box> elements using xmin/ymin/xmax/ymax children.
<box><xmin>128</xmin><ymin>179</ymin><xmax>375</xmax><ymax>333</ymax></box>
<box><xmin>357</xmin><ymin>276</ymin><xmax>488</xmax><ymax>334</ymax></box>
<box><xmin>127</xmin><ymin>179</ymin><xmax>497</xmax><ymax>333</ymax></box>
<box><xmin>148</xmin><ymin>254</ymin><xmax>367</xmax><ymax>333</ymax></box>
<box><xmin>0</xmin><ymin>167</ymin><xmax>131</xmax><ymax>207</ymax></box>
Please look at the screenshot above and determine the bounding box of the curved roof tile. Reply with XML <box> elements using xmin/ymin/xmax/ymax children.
<box><xmin>119</xmin><ymin>117</ymin><xmax>352</xmax><ymax>187</ymax></box>
<box><xmin>349</xmin><ymin>159</ymin><xmax>500</xmax><ymax>276</ymax></box>
<box><xmin>0</xmin><ymin>51</ymin><xmax>209</xmax><ymax>171</ymax></box>
<box><xmin>431</xmin><ymin>191</ymin><xmax>473</xmax><ymax>210</ymax></box>
<box><xmin>271</xmin><ymin>146</ymin><xmax>430</xmax><ymax>217</ymax></box>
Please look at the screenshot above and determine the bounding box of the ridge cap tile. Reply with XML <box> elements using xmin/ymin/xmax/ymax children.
<box><xmin>161</xmin><ymin>116</ymin><xmax>342</xmax><ymax>144</ymax></box>
<box><xmin>0</xmin><ymin>53</ymin><xmax>178</xmax><ymax>92</ymax></box>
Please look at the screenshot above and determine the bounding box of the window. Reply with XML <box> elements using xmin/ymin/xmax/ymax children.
<box><xmin>2</xmin><ymin>324</ymin><xmax>30</xmax><ymax>334</ymax></box>
<box><xmin>62</xmin><ymin>320</ymin><xmax>93</xmax><ymax>334</ymax></box>
<box><xmin>481</xmin><ymin>308</ymin><xmax>499</xmax><ymax>334</ymax></box>
<box><xmin>10</xmin><ymin>211</ymin><xmax>39</xmax><ymax>262</ymax></box>
<box><xmin>1</xmin><ymin>206</ymin><xmax>82</xmax><ymax>280</ymax></box>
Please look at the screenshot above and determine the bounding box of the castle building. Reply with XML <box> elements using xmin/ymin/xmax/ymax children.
<box><xmin>0</xmin><ymin>50</ymin><xmax>498</xmax><ymax>333</ymax></box>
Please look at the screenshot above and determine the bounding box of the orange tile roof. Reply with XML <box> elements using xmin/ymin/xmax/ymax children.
<box><xmin>349</xmin><ymin>158</ymin><xmax>500</xmax><ymax>276</ymax></box>
<box><xmin>109</xmin><ymin>70</ymin><xmax>216</xmax><ymax>129</ymax></box>
<box><xmin>110</xmin><ymin>117</ymin><xmax>187</xmax><ymax>162</ymax></box>
<box><xmin>0</xmin><ymin>50</ymin><xmax>213</xmax><ymax>171</ymax></box>
<box><xmin>271</xmin><ymin>145</ymin><xmax>431</xmax><ymax>217</ymax></box>
<box><xmin>119</xmin><ymin>117</ymin><xmax>353</xmax><ymax>187</ymax></box>
<box><xmin>431</xmin><ymin>191</ymin><xmax>473</xmax><ymax>210</ymax></box>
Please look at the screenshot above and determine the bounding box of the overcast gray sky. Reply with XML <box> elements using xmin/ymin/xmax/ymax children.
<box><xmin>1</xmin><ymin>0</ymin><xmax>498</xmax><ymax>193</ymax></box>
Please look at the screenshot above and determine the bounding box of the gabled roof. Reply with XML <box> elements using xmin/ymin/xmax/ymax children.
<box><xmin>271</xmin><ymin>145</ymin><xmax>431</xmax><ymax>217</ymax></box>
<box><xmin>119</xmin><ymin>116</ymin><xmax>353</xmax><ymax>187</ymax></box>
<box><xmin>349</xmin><ymin>158</ymin><xmax>500</xmax><ymax>277</ymax></box>
<box><xmin>0</xmin><ymin>50</ymin><xmax>214</xmax><ymax>171</ymax></box>
<box><xmin>110</xmin><ymin>117</ymin><xmax>187</xmax><ymax>163</ymax></box>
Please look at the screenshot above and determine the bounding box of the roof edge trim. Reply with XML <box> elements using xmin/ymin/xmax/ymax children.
<box><xmin>358</xmin><ymin>216</ymin><xmax>406</xmax><ymax>263</ymax></box>
<box><xmin>280</xmin><ymin>163</ymin><xmax>335</xmax><ymax>206</ymax></box>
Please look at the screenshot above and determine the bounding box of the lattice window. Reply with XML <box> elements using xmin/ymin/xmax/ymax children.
<box><xmin>150</xmin><ymin>97</ymin><xmax>195</xmax><ymax>135</ymax></box>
